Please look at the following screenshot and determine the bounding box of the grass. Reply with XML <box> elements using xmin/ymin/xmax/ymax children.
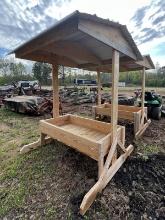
<box><xmin>0</xmin><ymin>108</ymin><xmax>81</xmax><ymax>218</ymax></box>
<box><xmin>135</xmin><ymin>142</ymin><xmax>160</xmax><ymax>155</ymax></box>
<box><xmin>0</xmin><ymin>108</ymin><xmax>40</xmax><ymax>216</ymax></box>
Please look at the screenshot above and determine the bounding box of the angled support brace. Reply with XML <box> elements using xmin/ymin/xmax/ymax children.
<box><xmin>80</xmin><ymin>136</ymin><xmax>134</xmax><ymax>215</ymax></box>
<box><xmin>20</xmin><ymin>134</ymin><xmax>53</xmax><ymax>154</ymax></box>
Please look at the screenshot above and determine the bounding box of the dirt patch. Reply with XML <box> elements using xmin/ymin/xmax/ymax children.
<box><xmin>62</xmin><ymin>151</ymin><xmax>165</xmax><ymax>220</ymax></box>
<box><xmin>138</xmin><ymin>117</ymin><xmax>165</xmax><ymax>152</ymax></box>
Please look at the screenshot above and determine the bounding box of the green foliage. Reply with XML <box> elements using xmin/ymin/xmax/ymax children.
<box><xmin>146</xmin><ymin>69</ymin><xmax>165</xmax><ymax>87</ymax></box>
<box><xmin>9</xmin><ymin>62</ymin><xmax>26</xmax><ymax>76</ymax></box>
<box><xmin>0</xmin><ymin>59</ymin><xmax>33</xmax><ymax>85</ymax></box>
<box><xmin>0</xmin><ymin>74</ymin><xmax>34</xmax><ymax>85</ymax></box>
<box><xmin>59</xmin><ymin>68</ymin><xmax>165</xmax><ymax>87</ymax></box>
<box><xmin>119</xmin><ymin>71</ymin><xmax>141</xmax><ymax>85</ymax></box>
<box><xmin>32</xmin><ymin>62</ymin><xmax>51</xmax><ymax>85</ymax></box>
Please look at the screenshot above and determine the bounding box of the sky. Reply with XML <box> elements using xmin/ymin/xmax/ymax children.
<box><xmin>0</xmin><ymin>0</ymin><xmax>164</xmax><ymax>67</ymax></box>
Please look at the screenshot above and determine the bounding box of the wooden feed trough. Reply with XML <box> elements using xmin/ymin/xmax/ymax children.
<box><xmin>94</xmin><ymin>55</ymin><xmax>154</xmax><ymax>139</ymax></box>
<box><xmin>93</xmin><ymin>104</ymin><xmax>151</xmax><ymax>138</ymax></box>
<box><xmin>11</xmin><ymin>11</ymin><xmax>154</xmax><ymax>214</ymax></box>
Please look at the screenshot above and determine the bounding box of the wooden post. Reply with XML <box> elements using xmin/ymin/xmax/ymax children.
<box><xmin>52</xmin><ymin>64</ymin><xmax>59</xmax><ymax>118</ymax></box>
<box><xmin>97</xmin><ymin>70</ymin><xmax>101</xmax><ymax>105</ymax></box>
<box><xmin>111</xmin><ymin>49</ymin><xmax>119</xmax><ymax>141</ymax></box>
<box><xmin>141</xmin><ymin>67</ymin><xmax>145</xmax><ymax>110</ymax></box>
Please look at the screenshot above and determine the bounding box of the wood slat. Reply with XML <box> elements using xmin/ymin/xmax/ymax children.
<box><xmin>70</xmin><ymin>114</ymin><xmax>111</xmax><ymax>133</ymax></box>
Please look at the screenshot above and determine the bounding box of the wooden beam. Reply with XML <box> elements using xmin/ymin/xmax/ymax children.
<box><xmin>136</xmin><ymin>56</ymin><xmax>154</xmax><ymax>69</ymax></box>
<box><xmin>111</xmin><ymin>49</ymin><xmax>119</xmax><ymax>141</ymax></box>
<box><xmin>45</xmin><ymin>41</ymin><xmax>101</xmax><ymax>65</ymax></box>
<box><xmin>20</xmin><ymin>136</ymin><xmax>53</xmax><ymax>154</ymax></box>
<box><xmin>141</xmin><ymin>67</ymin><xmax>145</xmax><ymax>110</ymax></box>
<box><xmin>97</xmin><ymin>70</ymin><xmax>101</xmax><ymax>105</ymax></box>
<box><xmin>77</xmin><ymin>56</ymin><xmax>137</xmax><ymax>72</ymax></box>
<box><xmin>135</xmin><ymin>119</ymin><xmax>151</xmax><ymax>139</ymax></box>
<box><xmin>57</xmin><ymin>54</ymin><xmax>78</xmax><ymax>67</ymax></box>
<box><xmin>19</xmin><ymin>50</ymin><xmax>78</xmax><ymax>67</ymax></box>
<box><xmin>17</xmin><ymin>51</ymin><xmax>57</xmax><ymax>64</ymax></box>
<box><xmin>52</xmin><ymin>64</ymin><xmax>59</xmax><ymax>118</ymax></box>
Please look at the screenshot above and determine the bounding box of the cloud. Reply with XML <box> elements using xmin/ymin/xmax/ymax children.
<box><xmin>131</xmin><ymin>6</ymin><xmax>149</xmax><ymax>28</ymax></box>
<box><xmin>130</xmin><ymin>0</ymin><xmax>165</xmax><ymax>45</ymax></box>
<box><xmin>0</xmin><ymin>48</ymin><xmax>9</xmax><ymax>58</ymax></box>
<box><xmin>0</xmin><ymin>0</ymin><xmax>70</xmax><ymax>51</ymax></box>
<box><xmin>139</xmin><ymin>28</ymin><xmax>163</xmax><ymax>44</ymax></box>
<box><xmin>152</xmin><ymin>15</ymin><xmax>165</xmax><ymax>25</ymax></box>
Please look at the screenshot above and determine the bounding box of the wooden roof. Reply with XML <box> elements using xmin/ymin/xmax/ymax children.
<box><xmin>11</xmin><ymin>11</ymin><xmax>154</xmax><ymax>72</ymax></box>
<box><xmin>86</xmin><ymin>55</ymin><xmax>155</xmax><ymax>72</ymax></box>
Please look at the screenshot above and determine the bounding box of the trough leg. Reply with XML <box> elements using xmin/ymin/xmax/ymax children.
<box><xmin>20</xmin><ymin>133</ymin><xmax>53</xmax><ymax>154</ymax></box>
<box><xmin>135</xmin><ymin>109</ymin><xmax>151</xmax><ymax>139</ymax></box>
<box><xmin>40</xmin><ymin>133</ymin><xmax>46</xmax><ymax>145</ymax></box>
<box><xmin>98</xmin><ymin>155</ymin><xmax>104</xmax><ymax>179</ymax></box>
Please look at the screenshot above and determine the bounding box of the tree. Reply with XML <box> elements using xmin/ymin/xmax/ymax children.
<box><xmin>0</xmin><ymin>59</ymin><xmax>32</xmax><ymax>85</ymax></box>
<box><xmin>32</xmin><ymin>62</ymin><xmax>51</xmax><ymax>85</ymax></box>
<box><xmin>0</xmin><ymin>58</ymin><xmax>9</xmax><ymax>75</ymax></box>
<box><xmin>8</xmin><ymin>62</ymin><xmax>26</xmax><ymax>76</ymax></box>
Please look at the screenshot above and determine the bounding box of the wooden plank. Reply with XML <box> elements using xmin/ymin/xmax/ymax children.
<box><xmin>97</xmin><ymin>133</ymin><xmax>111</xmax><ymax>156</ymax></box>
<box><xmin>45</xmin><ymin>41</ymin><xmax>101</xmax><ymax>65</ymax></box>
<box><xmin>80</xmin><ymin>180</ymin><xmax>102</xmax><ymax>215</ymax></box>
<box><xmin>141</xmin><ymin>67</ymin><xmax>145</xmax><ymax>124</ymax></box>
<box><xmin>104</xmin><ymin>103</ymin><xmax>141</xmax><ymax>112</ymax></box>
<box><xmin>77</xmin><ymin>56</ymin><xmax>135</xmax><ymax>72</ymax></box>
<box><xmin>21</xmin><ymin>51</ymin><xmax>78</xmax><ymax>67</ymax></box>
<box><xmin>52</xmin><ymin>64</ymin><xmax>59</xmax><ymax>118</ymax></box>
<box><xmin>97</xmin><ymin>125</ymin><xmax>125</xmax><ymax>156</ymax></box>
<box><xmin>102</xmin><ymin>144</ymin><xmax>134</xmax><ymax>188</ymax></box>
<box><xmin>70</xmin><ymin>114</ymin><xmax>111</xmax><ymax>133</ymax></box>
<box><xmin>134</xmin><ymin>112</ymin><xmax>140</xmax><ymax>135</ymax></box>
<box><xmin>136</xmin><ymin>55</ymin><xmax>154</xmax><ymax>69</ymax></box>
<box><xmin>40</xmin><ymin>133</ymin><xmax>46</xmax><ymax>145</ymax></box>
<box><xmin>135</xmin><ymin>119</ymin><xmax>151</xmax><ymax>139</ymax></box>
<box><xmin>60</xmin><ymin>123</ymin><xmax>106</xmax><ymax>141</ymax></box>
<box><xmin>43</xmin><ymin>115</ymin><xmax>70</xmax><ymax>126</ymax></box>
<box><xmin>97</xmin><ymin>70</ymin><xmax>101</xmax><ymax>105</ymax></box>
<box><xmin>78</xmin><ymin>18</ymin><xmax>137</xmax><ymax>60</ymax></box>
<box><xmin>95</xmin><ymin>107</ymin><xmax>134</xmax><ymax>120</ymax></box>
<box><xmin>20</xmin><ymin>51</ymin><xmax>57</xmax><ymax>64</ymax></box>
<box><xmin>20</xmin><ymin>137</ymin><xmax>53</xmax><ymax>154</ymax></box>
<box><xmin>98</xmin><ymin>146</ymin><xmax>104</xmax><ymax>178</ymax></box>
<box><xmin>111</xmin><ymin>49</ymin><xmax>119</xmax><ymax>141</ymax></box>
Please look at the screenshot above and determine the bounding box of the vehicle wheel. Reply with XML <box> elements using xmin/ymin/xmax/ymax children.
<box><xmin>152</xmin><ymin>107</ymin><xmax>161</xmax><ymax>120</ymax></box>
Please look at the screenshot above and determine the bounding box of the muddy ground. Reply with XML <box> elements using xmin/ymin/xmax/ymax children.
<box><xmin>0</xmin><ymin>106</ymin><xmax>165</xmax><ymax>219</ymax></box>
